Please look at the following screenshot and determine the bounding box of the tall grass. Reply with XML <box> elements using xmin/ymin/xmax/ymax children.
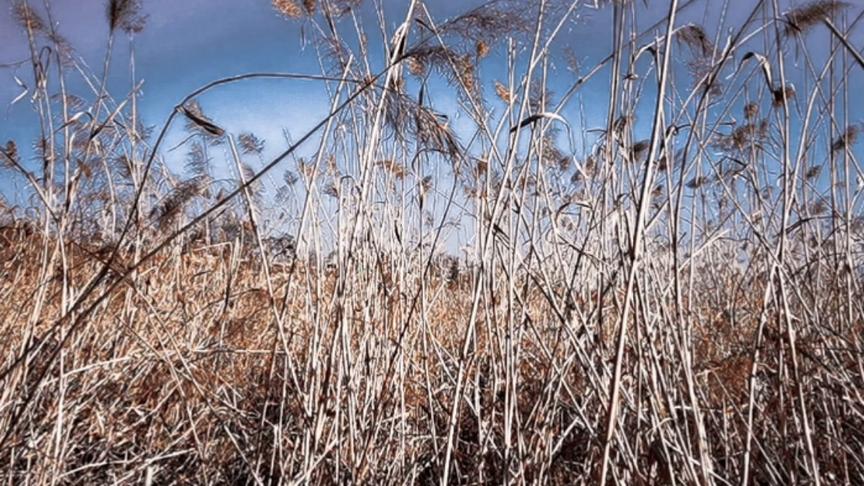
<box><xmin>1</xmin><ymin>0</ymin><xmax>864</xmax><ymax>483</ymax></box>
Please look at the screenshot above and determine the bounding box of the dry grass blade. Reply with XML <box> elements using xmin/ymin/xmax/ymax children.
<box><xmin>511</xmin><ymin>112</ymin><xmax>569</xmax><ymax>133</ymax></box>
<box><xmin>740</xmin><ymin>51</ymin><xmax>774</xmax><ymax>90</ymax></box>
<box><xmin>686</xmin><ymin>175</ymin><xmax>708</xmax><ymax>189</ymax></box>
<box><xmin>179</xmin><ymin>103</ymin><xmax>225</xmax><ymax>137</ymax></box>
<box><xmin>823</xmin><ymin>17</ymin><xmax>864</xmax><ymax>71</ymax></box>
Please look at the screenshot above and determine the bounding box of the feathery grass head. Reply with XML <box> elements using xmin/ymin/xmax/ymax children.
<box><xmin>283</xmin><ymin>169</ymin><xmax>298</xmax><ymax>186</ymax></box>
<box><xmin>13</xmin><ymin>2</ymin><xmax>45</xmax><ymax>32</ymax></box>
<box><xmin>713</xmin><ymin>120</ymin><xmax>769</xmax><ymax>152</ymax></box>
<box><xmin>629</xmin><ymin>140</ymin><xmax>650</xmax><ymax>164</ymax></box>
<box><xmin>810</xmin><ymin>200</ymin><xmax>828</xmax><ymax>215</ymax></box>
<box><xmin>744</xmin><ymin>102</ymin><xmax>759</xmax><ymax>121</ymax></box>
<box><xmin>239</xmin><ymin>162</ymin><xmax>263</xmax><ymax>200</ymax></box>
<box><xmin>420</xmin><ymin>175</ymin><xmax>433</xmax><ymax>195</ymax></box>
<box><xmin>832</xmin><ymin>124</ymin><xmax>860</xmax><ymax>152</ymax></box>
<box><xmin>377</xmin><ymin>160</ymin><xmax>406</xmax><ymax>180</ymax></box>
<box><xmin>405</xmin><ymin>46</ymin><xmax>477</xmax><ymax>94</ymax></box>
<box><xmin>441</xmin><ymin>2</ymin><xmax>529</xmax><ymax>46</ymax></box>
<box><xmin>150</xmin><ymin>178</ymin><xmax>204</xmax><ymax>229</ymax></box>
<box><xmin>494</xmin><ymin>81</ymin><xmax>512</xmax><ymax>103</ymax></box>
<box><xmin>185</xmin><ymin>141</ymin><xmax>211</xmax><ymax>181</ymax></box>
<box><xmin>319</xmin><ymin>0</ymin><xmax>363</xmax><ymax>18</ymax></box>
<box><xmin>676</xmin><ymin>24</ymin><xmax>714</xmax><ymax>57</ymax></box>
<box><xmin>676</xmin><ymin>24</ymin><xmax>722</xmax><ymax>94</ymax></box>
<box><xmin>772</xmin><ymin>84</ymin><xmax>796</xmax><ymax>108</ymax></box>
<box><xmin>1</xmin><ymin>141</ymin><xmax>19</xmax><ymax>169</ymax></box>
<box><xmin>414</xmin><ymin>107</ymin><xmax>461</xmax><ymax>162</ymax></box>
<box><xmin>302</xmin><ymin>0</ymin><xmax>316</xmax><ymax>15</ymax></box>
<box><xmin>686</xmin><ymin>175</ymin><xmax>708</xmax><ymax>189</ymax></box>
<box><xmin>238</xmin><ymin>133</ymin><xmax>265</xmax><ymax>155</ymax></box>
<box><xmin>784</xmin><ymin>1</ymin><xmax>848</xmax><ymax>36</ymax></box>
<box><xmin>273</xmin><ymin>0</ymin><xmax>303</xmax><ymax>19</ymax></box>
<box><xmin>107</xmin><ymin>0</ymin><xmax>147</xmax><ymax>33</ymax></box>
<box><xmin>475</xmin><ymin>40</ymin><xmax>490</xmax><ymax>59</ymax></box>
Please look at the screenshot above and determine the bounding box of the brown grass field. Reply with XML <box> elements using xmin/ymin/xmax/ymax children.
<box><xmin>2</xmin><ymin>0</ymin><xmax>864</xmax><ymax>483</ymax></box>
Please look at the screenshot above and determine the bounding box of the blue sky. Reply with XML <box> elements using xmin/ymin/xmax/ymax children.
<box><xmin>2</xmin><ymin>0</ymin><xmax>863</xmax><ymax>211</ymax></box>
<box><xmin>0</xmin><ymin>0</ymin><xmax>606</xmax><ymax>203</ymax></box>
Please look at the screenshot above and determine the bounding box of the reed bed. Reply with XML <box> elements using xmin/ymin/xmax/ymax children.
<box><xmin>2</xmin><ymin>0</ymin><xmax>864</xmax><ymax>483</ymax></box>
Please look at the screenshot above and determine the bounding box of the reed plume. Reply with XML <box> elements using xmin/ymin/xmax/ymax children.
<box><xmin>784</xmin><ymin>0</ymin><xmax>848</xmax><ymax>36</ymax></box>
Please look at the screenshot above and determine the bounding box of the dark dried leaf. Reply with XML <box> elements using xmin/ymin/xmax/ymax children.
<box><xmin>180</xmin><ymin>103</ymin><xmax>225</xmax><ymax>137</ymax></box>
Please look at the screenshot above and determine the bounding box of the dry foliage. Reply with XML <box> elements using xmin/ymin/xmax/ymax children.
<box><xmin>2</xmin><ymin>0</ymin><xmax>864</xmax><ymax>484</ymax></box>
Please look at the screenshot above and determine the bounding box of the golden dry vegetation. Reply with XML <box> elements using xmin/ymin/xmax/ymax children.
<box><xmin>2</xmin><ymin>0</ymin><xmax>864</xmax><ymax>484</ymax></box>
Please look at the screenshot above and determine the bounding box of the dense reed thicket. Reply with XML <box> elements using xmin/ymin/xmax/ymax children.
<box><xmin>2</xmin><ymin>0</ymin><xmax>864</xmax><ymax>483</ymax></box>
